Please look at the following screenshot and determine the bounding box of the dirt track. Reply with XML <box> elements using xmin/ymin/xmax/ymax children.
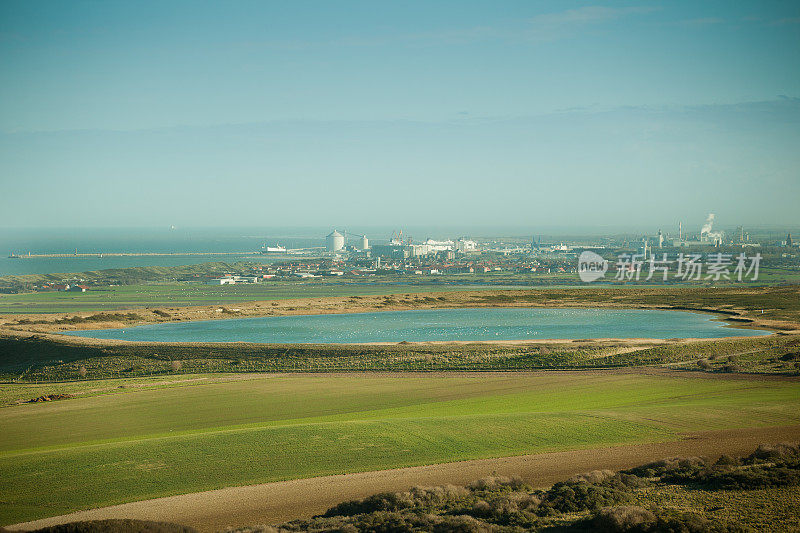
<box><xmin>9</xmin><ymin>424</ymin><xmax>800</xmax><ymax>533</ymax></box>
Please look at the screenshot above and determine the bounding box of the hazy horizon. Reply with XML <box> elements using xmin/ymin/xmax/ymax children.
<box><xmin>2</xmin><ymin>1</ymin><xmax>799</xmax><ymax>228</ymax></box>
<box><xmin>4</xmin><ymin>222</ymin><xmax>799</xmax><ymax>239</ymax></box>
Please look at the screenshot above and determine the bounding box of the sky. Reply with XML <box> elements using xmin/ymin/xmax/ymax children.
<box><xmin>1</xmin><ymin>1</ymin><xmax>799</xmax><ymax>230</ymax></box>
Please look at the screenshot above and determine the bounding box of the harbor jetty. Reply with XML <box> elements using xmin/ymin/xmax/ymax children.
<box><xmin>8</xmin><ymin>251</ymin><xmax>261</xmax><ymax>259</ymax></box>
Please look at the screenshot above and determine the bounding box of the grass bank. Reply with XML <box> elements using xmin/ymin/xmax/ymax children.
<box><xmin>1</xmin><ymin>330</ymin><xmax>798</xmax><ymax>383</ymax></box>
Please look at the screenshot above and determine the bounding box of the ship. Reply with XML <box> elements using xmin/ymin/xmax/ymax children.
<box><xmin>261</xmin><ymin>244</ymin><xmax>287</xmax><ymax>254</ymax></box>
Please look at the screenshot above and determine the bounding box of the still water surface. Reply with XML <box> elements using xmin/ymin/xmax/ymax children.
<box><xmin>64</xmin><ymin>308</ymin><xmax>768</xmax><ymax>343</ymax></box>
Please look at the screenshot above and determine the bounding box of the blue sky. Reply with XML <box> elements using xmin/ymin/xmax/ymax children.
<box><xmin>1</xmin><ymin>1</ymin><xmax>798</xmax><ymax>229</ymax></box>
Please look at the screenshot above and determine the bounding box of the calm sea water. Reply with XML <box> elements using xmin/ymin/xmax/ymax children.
<box><xmin>64</xmin><ymin>308</ymin><xmax>768</xmax><ymax>343</ymax></box>
<box><xmin>1</xmin><ymin>226</ymin><xmax>534</xmax><ymax>276</ymax></box>
<box><xmin>0</xmin><ymin>227</ymin><xmax>325</xmax><ymax>276</ymax></box>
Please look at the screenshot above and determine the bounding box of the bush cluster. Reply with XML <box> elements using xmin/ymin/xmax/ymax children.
<box><xmin>323</xmin><ymin>485</ymin><xmax>470</xmax><ymax>517</ymax></box>
<box><xmin>28</xmin><ymin>519</ymin><xmax>196</xmax><ymax>533</ymax></box>
<box><xmin>227</xmin><ymin>444</ymin><xmax>800</xmax><ymax>533</ymax></box>
<box><xmin>245</xmin><ymin>471</ymin><xmax>650</xmax><ymax>532</ymax></box>
<box><xmin>15</xmin><ymin>312</ymin><xmax>144</xmax><ymax>326</ymax></box>
<box><xmin>627</xmin><ymin>443</ymin><xmax>800</xmax><ymax>490</ymax></box>
<box><xmin>528</xmin><ymin>473</ymin><xmax>642</xmax><ymax>518</ymax></box>
<box><xmin>233</xmin><ymin>513</ymin><xmax>492</xmax><ymax>533</ymax></box>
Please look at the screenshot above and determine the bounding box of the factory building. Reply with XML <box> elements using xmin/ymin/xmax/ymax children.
<box><xmin>669</xmin><ymin>216</ymin><xmax>724</xmax><ymax>247</ymax></box>
<box><xmin>369</xmin><ymin>234</ymin><xmax>477</xmax><ymax>259</ymax></box>
<box><xmin>206</xmin><ymin>276</ymin><xmax>259</xmax><ymax>285</ymax></box>
<box><xmin>457</xmin><ymin>239</ymin><xmax>478</xmax><ymax>252</ymax></box>
<box><xmin>207</xmin><ymin>278</ymin><xmax>236</xmax><ymax>285</ymax></box>
<box><xmin>371</xmin><ymin>242</ymin><xmax>410</xmax><ymax>259</ymax></box>
<box><xmin>424</xmin><ymin>239</ymin><xmax>455</xmax><ymax>253</ymax></box>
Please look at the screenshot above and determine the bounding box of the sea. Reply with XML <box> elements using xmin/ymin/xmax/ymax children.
<box><xmin>0</xmin><ymin>227</ymin><xmax>329</xmax><ymax>277</ymax></box>
<box><xmin>0</xmin><ymin>225</ymin><xmax>539</xmax><ymax>277</ymax></box>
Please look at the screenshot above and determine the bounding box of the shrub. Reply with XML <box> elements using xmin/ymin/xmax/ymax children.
<box><xmin>700</xmin><ymin>465</ymin><xmax>800</xmax><ymax>489</ymax></box>
<box><xmin>55</xmin><ymin>313</ymin><xmax>144</xmax><ymax>325</ymax></box>
<box><xmin>407</xmin><ymin>485</ymin><xmax>469</xmax><ymax>509</ymax></box>
<box><xmin>714</xmin><ymin>454</ymin><xmax>739</xmax><ymax>466</ymax></box>
<box><xmin>588</xmin><ymin>506</ymin><xmax>656</xmax><ymax>532</ymax></box>
<box><xmin>745</xmin><ymin>443</ymin><xmax>799</xmax><ymax>463</ymax></box>
<box><xmin>27</xmin><ymin>394</ymin><xmax>74</xmax><ymax>403</ymax></box>
<box><xmin>351</xmin><ymin>511</ymin><xmax>414</xmax><ymax>533</ymax></box>
<box><xmin>468</xmin><ymin>475</ymin><xmax>527</xmax><ymax>492</ymax></box>
<box><xmin>568</xmin><ymin>469</ymin><xmax>615</xmax><ymax>484</ymax></box>
<box><xmin>225</xmin><ymin>525</ymin><xmax>280</xmax><ymax>533</ymax></box>
<box><xmin>471</xmin><ymin>500</ymin><xmax>491</xmax><ymax>517</ymax></box>
<box><xmin>30</xmin><ymin>519</ymin><xmax>197</xmax><ymax>533</ymax></box>
<box><xmin>626</xmin><ymin>457</ymin><xmax>707</xmax><ymax>478</ymax></box>
<box><xmin>464</xmin><ymin>492</ymin><xmax>541</xmax><ymax>528</ymax></box>
<box><xmin>432</xmin><ymin>515</ymin><xmax>490</xmax><ymax>533</ymax></box>
<box><xmin>170</xmin><ymin>360</ymin><xmax>183</xmax><ymax>372</ymax></box>
<box><xmin>323</xmin><ymin>492</ymin><xmax>415</xmax><ymax>517</ymax></box>
<box><xmin>539</xmin><ymin>480</ymin><xmax>627</xmax><ymax>513</ymax></box>
<box><xmin>654</xmin><ymin>445</ymin><xmax>800</xmax><ymax>490</ymax></box>
<box><xmin>697</xmin><ymin>359</ymin><xmax>712</xmax><ymax>370</ymax></box>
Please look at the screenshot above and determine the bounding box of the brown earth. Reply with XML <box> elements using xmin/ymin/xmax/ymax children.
<box><xmin>8</xmin><ymin>424</ymin><xmax>800</xmax><ymax>533</ymax></box>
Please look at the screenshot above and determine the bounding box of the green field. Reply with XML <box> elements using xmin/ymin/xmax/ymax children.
<box><xmin>2</xmin><ymin>265</ymin><xmax>800</xmax><ymax>314</ymax></box>
<box><xmin>1</xmin><ymin>371</ymin><xmax>798</xmax><ymax>525</ymax></box>
<box><xmin>0</xmin><ymin>281</ymin><xmax>482</xmax><ymax>314</ymax></box>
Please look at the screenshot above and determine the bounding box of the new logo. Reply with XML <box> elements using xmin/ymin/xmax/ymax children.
<box><xmin>578</xmin><ymin>251</ymin><xmax>608</xmax><ymax>282</ymax></box>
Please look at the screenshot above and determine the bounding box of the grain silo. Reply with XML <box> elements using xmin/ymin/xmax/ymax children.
<box><xmin>358</xmin><ymin>234</ymin><xmax>369</xmax><ymax>250</ymax></box>
<box><xmin>326</xmin><ymin>230</ymin><xmax>345</xmax><ymax>252</ymax></box>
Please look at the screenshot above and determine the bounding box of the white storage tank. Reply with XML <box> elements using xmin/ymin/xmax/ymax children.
<box><xmin>326</xmin><ymin>230</ymin><xmax>345</xmax><ymax>252</ymax></box>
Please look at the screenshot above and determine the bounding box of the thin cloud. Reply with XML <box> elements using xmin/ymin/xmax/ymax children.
<box><xmin>265</xmin><ymin>5</ymin><xmax>662</xmax><ymax>48</ymax></box>
<box><xmin>771</xmin><ymin>17</ymin><xmax>800</xmax><ymax>26</ymax></box>
<box><xmin>681</xmin><ymin>17</ymin><xmax>726</xmax><ymax>27</ymax></box>
<box><xmin>523</xmin><ymin>6</ymin><xmax>658</xmax><ymax>41</ymax></box>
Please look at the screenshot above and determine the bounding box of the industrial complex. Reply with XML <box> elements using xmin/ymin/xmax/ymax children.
<box><xmin>324</xmin><ymin>229</ymin><xmax>477</xmax><ymax>258</ymax></box>
<box><xmin>5</xmin><ymin>215</ymin><xmax>797</xmax><ymax>292</ymax></box>
<box><xmin>314</xmin><ymin>215</ymin><xmax>792</xmax><ymax>262</ymax></box>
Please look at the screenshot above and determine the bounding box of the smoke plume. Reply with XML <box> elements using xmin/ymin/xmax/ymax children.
<box><xmin>701</xmin><ymin>213</ymin><xmax>715</xmax><ymax>235</ymax></box>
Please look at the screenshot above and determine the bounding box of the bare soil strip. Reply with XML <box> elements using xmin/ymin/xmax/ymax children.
<box><xmin>8</xmin><ymin>425</ymin><xmax>800</xmax><ymax>533</ymax></box>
